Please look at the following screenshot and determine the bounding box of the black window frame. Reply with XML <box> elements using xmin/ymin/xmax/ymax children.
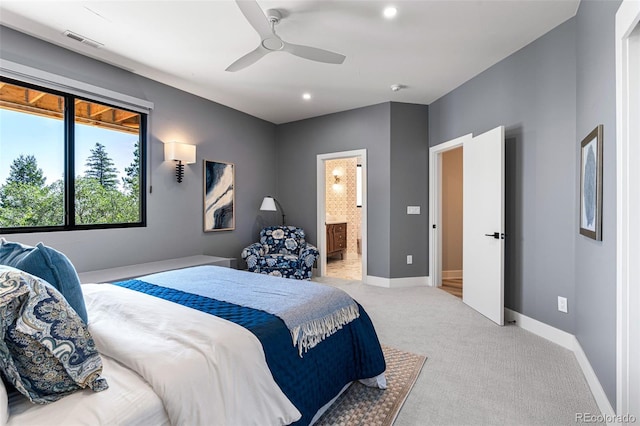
<box><xmin>0</xmin><ymin>76</ymin><xmax>147</xmax><ymax>234</ymax></box>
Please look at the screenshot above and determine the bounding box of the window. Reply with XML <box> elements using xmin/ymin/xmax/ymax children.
<box><xmin>0</xmin><ymin>78</ymin><xmax>146</xmax><ymax>232</ymax></box>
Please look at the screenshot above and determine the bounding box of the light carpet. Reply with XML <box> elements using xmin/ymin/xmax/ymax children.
<box><xmin>313</xmin><ymin>276</ymin><xmax>604</xmax><ymax>425</ymax></box>
<box><xmin>315</xmin><ymin>345</ymin><xmax>426</xmax><ymax>426</ymax></box>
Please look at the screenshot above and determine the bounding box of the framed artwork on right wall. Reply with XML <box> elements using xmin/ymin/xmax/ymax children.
<box><xmin>579</xmin><ymin>124</ymin><xmax>603</xmax><ymax>241</ymax></box>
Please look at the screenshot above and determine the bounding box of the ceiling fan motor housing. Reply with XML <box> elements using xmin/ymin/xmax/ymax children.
<box><xmin>266</xmin><ymin>9</ymin><xmax>282</xmax><ymax>24</ymax></box>
<box><xmin>261</xmin><ymin>8</ymin><xmax>284</xmax><ymax>50</ymax></box>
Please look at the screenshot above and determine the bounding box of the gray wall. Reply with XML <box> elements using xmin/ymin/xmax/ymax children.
<box><xmin>389</xmin><ymin>103</ymin><xmax>429</xmax><ymax>278</ymax></box>
<box><xmin>429</xmin><ymin>0</ymin><xmax>621</xmax><ymax>407</ymax></box>
<box><xmin>275</xmin><ymin>102</ymin><xmax>429</xmax><ymax>279</ymax></box>
<box><xmin>0</xmin><ymin>26</ymin><xmax>278</xmax><ymax>272</ymax></box>
<box><xmin>275</xmin><ymin>103</ymin><xmax>392</xmax><ymax>278</ymax></box>
<box><xmin>429</xmin><ymin>18</ymin><xmax>578</xmax><ymax>334</ymax></box>
<box><xmin>574</xmin><ymin>0</ymin><xmax>620</xmax><ymax>408</ymax></box>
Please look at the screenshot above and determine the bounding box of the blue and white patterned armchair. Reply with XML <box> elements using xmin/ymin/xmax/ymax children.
<box><xmin>241</xmin><ymin>226</ymin><xmax>319</xmax><ymax>280</ymax></box>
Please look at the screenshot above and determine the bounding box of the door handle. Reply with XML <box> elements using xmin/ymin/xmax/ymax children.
<box><xmin>484</xmin><ymin>232</ymin><xmax>502</xmax><ymax>239</ymax></box>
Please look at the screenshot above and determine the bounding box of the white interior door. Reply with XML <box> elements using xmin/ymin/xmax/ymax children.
<box><xmin>463</xmin><ymin>126</ymin><xmax>505</xmax><ymax>325</ymax></box>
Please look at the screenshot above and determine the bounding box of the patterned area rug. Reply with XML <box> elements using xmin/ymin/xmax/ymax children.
<box><xmin>315</xmin><ymin>345</ymin><xmax>427</xmax><ymax>425</ymax></box>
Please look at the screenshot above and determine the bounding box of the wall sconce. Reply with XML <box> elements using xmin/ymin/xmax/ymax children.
<box><xmin>260</xmin><ymin>196</ymin><xmax>286</xmax><ymax>225</ymax></box>
<box><xmin>332</xmin><ymin>168</ymin><xmax>342</xmax><ymax>191</ymax></box>
<box><xmin>164</xmin><ymin>141</ymin><xmax>196</xmax><ymax>183</ymax></box>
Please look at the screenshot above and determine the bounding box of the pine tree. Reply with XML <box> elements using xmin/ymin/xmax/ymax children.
<box><xmin>84</xmin><ymin>142</ymin><xmax>118</xmax><ymax>189</ymax></box>
<box><xmin>122</xmin><ymin>141</ymin><xmax>140</xmax><ymax>196</ymax></box>
<box><xmin>0</xmin><ymin>156</ymin><xmax>62</xmax><ymax>227</ymax></box>
<box><xmin>6</xmin><ymin>154</ymin><xmax>45</xmax><ymax>186</ymax></box>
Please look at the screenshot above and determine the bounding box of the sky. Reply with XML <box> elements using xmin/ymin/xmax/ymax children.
<box><xmin>0</xmin><ymin>109</ymin><xmax>138</xmax><ymax>189</ymax></box>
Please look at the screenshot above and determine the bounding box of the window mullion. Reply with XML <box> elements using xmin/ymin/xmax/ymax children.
<box><xmin>139</xmin><ymin>114</ymin><xmax>148</xmax><ymax>226</ymax></box>
<box><xmin>65</xmin><ymin>95</ymin><xmax>75</xmax><ymax>229</ymax></box>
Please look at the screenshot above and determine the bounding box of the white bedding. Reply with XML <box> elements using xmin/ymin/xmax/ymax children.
<box><xmin>8</xmin><ymin>355</ymin><xmax>169</xmax><ymax>426</ymax></box>
<box><xmin>81</xmin><ymin>283</ymin><xmax>301</xmax><ymax>426</ymax></box>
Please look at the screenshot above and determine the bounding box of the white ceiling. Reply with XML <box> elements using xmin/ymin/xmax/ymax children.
<box><xmin>0</xmin><ymin>0</ymin><xmax>579</xmax><ymax>124</ymax></box>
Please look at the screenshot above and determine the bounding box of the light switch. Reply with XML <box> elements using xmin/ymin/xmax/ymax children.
<box><xmin>407</xmin><ymin>206</ymin><xmax>421</xmax><ymax>215</ymax></box>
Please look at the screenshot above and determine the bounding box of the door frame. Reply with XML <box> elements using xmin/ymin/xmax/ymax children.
<box><xmin>429</xmin><ymin>133</ymin><xmax>472</xmax><ymax>287</ymax></box>
<box><xmin>316</xmin><ymin>149</ymin><xmax>367</xmax><ymax>279</ymax></box>
<box><xmin>616</xmin><ymin>0</ymin><xmax>640</xmax><ymax>416</ymax></box>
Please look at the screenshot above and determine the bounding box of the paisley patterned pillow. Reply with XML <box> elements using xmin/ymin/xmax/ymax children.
<box><xmin>0</xmin><ymin>266</ymin><xmax>108</xmax><ymax>404</ymax></box>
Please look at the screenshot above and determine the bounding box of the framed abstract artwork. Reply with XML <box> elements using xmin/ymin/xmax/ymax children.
<box><xmin>579</xmin><ymin>125</ymin><xmax>603</xmax><ymax>241</ymax></box>
<box><xmin>203</xmin><ymin>160</ymin><xmax>235</xmax><ymax>232</ymax></box>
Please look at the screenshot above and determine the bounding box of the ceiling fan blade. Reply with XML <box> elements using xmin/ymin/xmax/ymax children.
<box><xmin>283</xmin><ymin>42</ymin><xmax>346</xmax><ymax>65</ymax></box>
<box><xmin>235</xmin><ymin>0</ymin><xmax>272</xmax><ymax>40</ymax></box>
<box><xmin>226</xmin><ymin>45</ymin><xmax>269</xmax><ymax>72</ymax></box>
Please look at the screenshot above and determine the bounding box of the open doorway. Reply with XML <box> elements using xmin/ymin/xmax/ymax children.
<box><xmin>323</xmin><ymin>158</ymin><xmax>362</xmax><ymax>280</ymax></box>
<box><xmin>429</xmin><ymin>134</ymin><xmax>471</xmax><ymax>290</ymax></box>
<box><xmin>441</xmin><ymin>147</ymin><xmax>463</xmax><ymax>298</ymax></box>
<box><xmin>316</xmin><ymin>150</ymin><xmax>367</xmax><ymax>281</ymax></box>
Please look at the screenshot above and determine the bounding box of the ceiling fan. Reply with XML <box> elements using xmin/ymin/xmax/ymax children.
<box><xmin>226</xmin><ymin>0</ymin><xmax>346</xmax><ymax>72</ymax></box>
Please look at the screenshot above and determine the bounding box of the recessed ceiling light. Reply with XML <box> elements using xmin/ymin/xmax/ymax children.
<box><xmin>383</xmin><ymin>6</ymin><xmax>397</xmax><ymax>19</ymax></box>
<box><xmin>302</xmin><ymin>93</ymin><xmax>312</xmax><ymax>100</ymax></box>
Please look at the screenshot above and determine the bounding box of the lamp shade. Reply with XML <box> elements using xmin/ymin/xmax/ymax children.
<box><xmin>164</xmin><ymin>142</ymin><xmax>196</xmax><ymax>164</ymax></box>
<box><xmin>260</xmin><ymin>196</ymin><xmax>277</xmax><ymax>211</ymax></box>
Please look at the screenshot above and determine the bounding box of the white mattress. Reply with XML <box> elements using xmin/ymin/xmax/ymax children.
<box><xmin>8</xmin><ymin>355</ymin><xmax>169</xmax><ymax>426</ymax></box>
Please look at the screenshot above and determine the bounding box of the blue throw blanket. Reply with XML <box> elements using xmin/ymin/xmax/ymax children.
<box><xmin>114</xmin><ymin>278</ymin><xmax>386</xmax><ymax>426</ymax></box>
<box><xmin>139</xmin><ymin>265</ymin><xmax>360</xmax><ymax>356</ymax></box>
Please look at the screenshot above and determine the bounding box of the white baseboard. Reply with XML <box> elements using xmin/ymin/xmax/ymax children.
<box><xmin>572</xmin><ymin>337</ymin><xmax>616</xmax><ymax>421</ymax></box>
<box><xmin>505</xmin><ymin>308</ymin><xmax>615</xmax><ymax>420</ymax></box>
<box><xmin>504</xmin><ymin>309</ymin><xmax>574</xmax><ymax>349</ymax></box>
<box><xmin>365</xmin><ymin>275</ymin><xmax>429</xmax><ymax>288</ymax></box>
<box><xmin>442</xmin><ymin>270</ymin><xmax>462</xmax><ymax>279</ymax></box>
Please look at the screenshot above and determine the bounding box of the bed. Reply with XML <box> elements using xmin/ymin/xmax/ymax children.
<box><xmin>1</xmin><ymin>256</ymin><xmax>387</xmax><ymax>426</ymax></box>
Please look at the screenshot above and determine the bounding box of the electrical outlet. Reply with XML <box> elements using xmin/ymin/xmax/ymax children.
<box><xmin>558</xmin><ymin>296</ymin><xmax>568</xmax><ymax>313</ymax></box>
<box><xmin>406</xmin><ymin>255</ymin><xmax>413</xmax><ymax>264</ymax></box>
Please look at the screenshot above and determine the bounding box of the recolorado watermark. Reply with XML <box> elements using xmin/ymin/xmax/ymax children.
<box><xmin>576</xmin><ymin>413</ymin><xmax>637</xmax><ymax>423</ymax></box>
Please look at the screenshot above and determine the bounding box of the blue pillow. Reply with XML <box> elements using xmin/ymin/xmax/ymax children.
<box><xmin>0</xmin><ymin>238</ymin><xmax>31</xmax><ymax>265</ymax></box>
<box><xmin>0</xmin><ymin>239</ymin><xmax>88</xmax><ymax>323</ymax></box>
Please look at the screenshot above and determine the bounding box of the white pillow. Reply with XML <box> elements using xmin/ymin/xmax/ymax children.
<box><xmin>0</xmin><ymin>379</ymin><xmax>8</xmax><ymax>426</ymax></box>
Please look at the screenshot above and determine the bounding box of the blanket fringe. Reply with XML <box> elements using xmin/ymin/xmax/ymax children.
<box><xmin>290</xmin><ymin>303</ymin><xmax>360</xmax><ymax>357</ymax></box>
